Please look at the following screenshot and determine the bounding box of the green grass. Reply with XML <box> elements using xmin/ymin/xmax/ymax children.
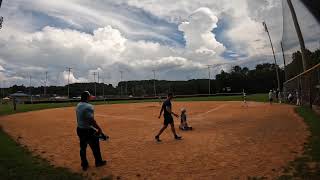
<box><xmin>0</xmin><ymin>102</ymin><xmax>77</xmax><ymax>116</ymax></box>
<box><xmin>175</xmin><ymin>93</ymin><xmax>268</xmax><ymax>102</ymax></box>
<box><xmin>0</xmin><ymin>101</ymin><xmax>133</xmax><ymax>116</ymax></box>
<box><xmin>0</xmin><ymin>93</ymin><xmax>268</xmax><ymax>116</ymax></box>
<box><xmin>0</xmin><ymin>127</ymin><xmax>84</xmax><ymax>180</ymax></box>
<box><xmin>278</xmin><ymin>107</ymin><xmax>320</xmax><ymax>179</ymax></box>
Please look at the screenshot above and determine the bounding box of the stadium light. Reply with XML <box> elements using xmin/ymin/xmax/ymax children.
<box><xmin>262</xmin><ymin>21</ymin><xmax>281</xmax><ymax>91</ymax></box>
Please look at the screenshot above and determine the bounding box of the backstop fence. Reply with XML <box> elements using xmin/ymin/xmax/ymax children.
<box><xmin>282</xmin><ymin>0</ymin><xmax>320</xmax><ymax>107</ymax></box>
<box><xmin>283</xmin><ymin>63</ymin><xmax>320</xmax><ymax>106</ymax></box>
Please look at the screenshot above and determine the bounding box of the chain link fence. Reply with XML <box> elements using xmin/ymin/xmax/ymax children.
<box><xmin>284</xmin><ymin>63</ymin><xmax>320</xmax><ymax>106</ymax></box>
<box><xmin>282</xmin><ymin>0</ymin><xmax>320</xmax><ymax>107</ymax></box>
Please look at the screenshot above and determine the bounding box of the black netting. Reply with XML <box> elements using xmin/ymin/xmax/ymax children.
<box><xmin>282</xmin><ymin>0</ymin><xmax>320</xmax><ymax>106</ymax></box>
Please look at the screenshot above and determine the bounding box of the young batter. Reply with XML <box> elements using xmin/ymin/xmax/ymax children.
<box><xmin>179</xmin><ymin>108</ymin><xmax>192</xmax><ymax>130</ymax></box>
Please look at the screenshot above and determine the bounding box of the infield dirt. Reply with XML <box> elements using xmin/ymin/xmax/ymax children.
<box><xmin>0</xmin><ymin>101</ymin><xmax>308</xmax><ymax>179</ymax></box>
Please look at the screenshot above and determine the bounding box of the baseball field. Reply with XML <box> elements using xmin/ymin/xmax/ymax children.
<box><xmin>0</xmin><ymin>95</ymin><xmax>315</xmax><ymax>179</ymax></box>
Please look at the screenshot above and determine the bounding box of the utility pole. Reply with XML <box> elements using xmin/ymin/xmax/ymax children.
<box><xmin>262</xmin><ymin>21</ymin><xmax>281</xmax><ymax>90</ymax></box>
<box><xmin>125</xmin><ymin>80</ymin><xmax>128</xmax><ymax>96</ymax></box>
<box><xmin>1</xmin><ymin>80</ymin><xmax>5</xmax><ymax>98</ymax></box>
<box><xmin>207</xmin><ymin>65</ymin><xmax>211</xmax><ymax>95</ymax></box>
<box><xmin>102</xmin><ymin>77</ymin><xmax>105</xmax><ymax>101</ymax></box>
<box><xmin>93</xmin><ymin>72</ymin><xmax>97</xmax><ymax>97</ymax></box>
<box><xmin>152</xmin><ymin>70</ymin><xmax>156</xmax><ymax>97</ymax></box>
<box><xmin>287</xmin><ymin>0</ymin><xmax>307</xmax><ymax>71</ymax></box>
<box><xmin>29</xmin><ymin>75</ymin><xmax>33</xmax><ymax>103</ymax></box>
<box><xmin>66</xmin><ymin>67</ymin><xmax>72</xmax><ymax>99</ymax></box>
<box><xmin>97</xmin><ymin>72</ymin><xmax>100</xmax><ymax>83</ymax></box>
<box><xmin>44</xmin><ymin>71</ymin><xmax>48</xmax><ymax>97</ymax></box>
<box><xmin>97</xmin><ymin>72</ymin><xmax>100</xmax><ymax>97</ymax></box>
<box><xmin>120</xmin><ymin>71</ymin><xmax>123</xmax><ymax>97</ymax></box>
<box><xmin>281</xmin><ymin>42</ymin><xmax>287</xmax><ymax>81</ymax></box>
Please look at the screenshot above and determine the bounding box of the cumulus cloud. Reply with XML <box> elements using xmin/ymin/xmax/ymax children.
<box><xmin>179</xmin><ymin>7</ymin><xmax>225</xmax><ymax>56</ymax></box>
<box><xmin>0</xmin><ymin>0</ymin><xmax>318</xmax><ymax>87</ymax></box>
<box><xmin>0</xmin><ymin>65</ymin><xmax>5</xmax><ymax>71</ymax></box>
<box><xmin>0</xmin><ymin>24</ymin><xmax>208</xmax><ymax>86</ymax></box>
<box><xmin>62</xmin><ymin>71</ymin><xmax>87</xmax><ymax>84</ymax></box>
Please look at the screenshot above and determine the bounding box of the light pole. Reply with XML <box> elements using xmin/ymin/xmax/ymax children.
<box><xmin>152</xmin><ymin>70</ymin><xmax>156</xmax><ymax>97</ymax></box>
<box><xmin>208</xmin><ymin>63</ymin><xmax>225</xmax><ymax>95</ymax></box>
<box><xmin>280</xmin><ymin>42</ymin><xmax>287</xmax><ymax>81</ymax></box>
<box><xmin>29</xmin><ymin>75</ymin><xmax>33</xmax><ymax>103</ymax></box>
<box><xmin>44</xmin><ymin>71</ymin><xmax>48</xmax><ymax>97</ymax></box>
<box><xmin>262</xmin><ymin>21</ymin><xmax>281</xmax><ymax>90</ymax></box>
<box><xmin>120</xmin><ymin>71</ymin><xmax>123</xmax><ymax>97</ymax></box>
<box><xmin>102</xmin><ymin>77</ymin><xmax>105</xmax><ymax>101</ymax></box>
<box><xmin>66</xmin><ymin>67</ymin><xmax>72</xmax><ymax>98</ymax></box>
<box><xmin>93</xmin><ymin>72</ymin><xmax>97</xmax><ymax>97</ymax></box>
<box><xmin>286</xmin><ymin>0</ymin><xmax>307</xmax><ymax>71</ymax></box>
<box><xmin>207</xmin><ymin>65</ymin><xmax>211</xmax><ymax>95</ymax></box>
<box><xmin>97</xmin><ymin>72</ymin><xmax>100</xmax><ymax>97</ymax></box>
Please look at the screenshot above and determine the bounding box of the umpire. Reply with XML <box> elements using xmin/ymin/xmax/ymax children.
<box><xmin>76</xmin><ymin>91</ymin><xmax>106</xmax><ymax>171</ymax></box>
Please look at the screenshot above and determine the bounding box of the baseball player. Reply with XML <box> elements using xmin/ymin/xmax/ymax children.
<box><xmin>242</xmin><ymin>89</ymin><xmax>248</xmax><ymax>107</ymax></box>
<box><xmin>155</xmin><ymin>93</ymin><xmax>182</xmax><ymax>142</ymax></box>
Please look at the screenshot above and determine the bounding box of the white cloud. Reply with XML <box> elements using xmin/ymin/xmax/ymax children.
<box><xmin>0</xmin><ymin>65</ymin><xmax>5</xmax><ymax>71</ymax></box>
<box><xmin>62</xmin><ymin>71</ymin><xmax>87</xmax><ymax>84</ymax></box>
<box><xmin>0</xmin><ymin>0</ymin><xmax>318</xmax><ymax>87</ymax></box>
<box><xmin>178</xmin><ymin>8</ymin><xmax>225</xmax><ymax>56</ymax></box>
<box><xmin>0</xmin><ymin>24</ymin><xmax>207</xmax><ymax>86</ymax></box>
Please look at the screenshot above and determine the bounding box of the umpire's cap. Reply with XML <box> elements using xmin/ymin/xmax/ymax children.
<box><xmin>81</xmin><ymin>91</ymin><xmax>92</xmax><ymax>101</ymax></box>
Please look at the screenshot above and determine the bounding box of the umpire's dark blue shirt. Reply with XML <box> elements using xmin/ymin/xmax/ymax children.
<box><xmin>162</xmin><ymin>99</ymin><xmax>172</xmax><ymax>118</ymax></box>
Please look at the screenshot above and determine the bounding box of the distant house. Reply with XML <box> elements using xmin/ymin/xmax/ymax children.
<box><xmin>10</xmin><ymin>91</ymin><xmax>30</xmax><ymax>103</ymax></box>
<box><xmin>10</xmin><ymin>92</ymin><xmax>29</xmax><ymax>97</ymax></box>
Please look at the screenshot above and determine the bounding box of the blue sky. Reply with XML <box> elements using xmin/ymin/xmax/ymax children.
<box><xmin>0</xmin><ymin>0</ymin><xmax>319</xmax><ymax>86</ymax></box>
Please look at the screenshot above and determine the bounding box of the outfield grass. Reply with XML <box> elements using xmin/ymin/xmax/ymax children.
<box><xmin>175</xmin><ymin>93</ymin><xmax>268</xmax><ymax>102</ymax></box>
<box><xmin>279</xmin><ymin>107</ymin><xmax>320</xmax><ymax>179</ymax></box>
<box><xmin>0</xmin><ymin>94</ymin><xmax>268</xmax><ymax>116</ymax></box>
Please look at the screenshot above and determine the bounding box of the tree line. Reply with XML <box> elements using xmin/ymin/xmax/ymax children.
<box><xmin>286</xmin><ymin>49</ymin><xmax>320</xmax><ymax>80</ymax></box>
<box><xmin>2</xmin><ymin>49</ymin><xmax>319</xmax><ymax>98</ymax></box>
<box><xmin>2</xmin><ymin>63</ymin><xmax>284</xmax><ymax>97</ymax></box>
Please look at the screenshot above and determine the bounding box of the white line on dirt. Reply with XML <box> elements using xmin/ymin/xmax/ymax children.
<box><xmin>97</xmin><ymin>104</ymin><xmax>227</xmax><ymax>121</ymax></box>
<box><xmin>192</xmin><ymin>104</ymin><xmax>227</xmax><ymax>119</ymax></box>
<box><xmin>96</xmin><ymin>114</ymin><xmax>142</xmax><ymax>121</ymax></box>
